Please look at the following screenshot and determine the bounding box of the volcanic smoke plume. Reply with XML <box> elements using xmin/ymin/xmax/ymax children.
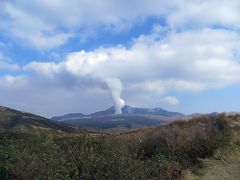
<box><xmin>105</xmin><ymin>78</ymin><xmax>125</xmax><ymax>114</ymax></box>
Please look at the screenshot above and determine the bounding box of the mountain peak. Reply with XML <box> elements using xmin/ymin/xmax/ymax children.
<box><xmin>90</xmin><ymin>105</ymin><xmax>184</xmax><ymax>117</ymax></box>
<box><xmin>51</xmin><ymin>105</ymin><xmax>185</xmax><ymax>130</ymax></box>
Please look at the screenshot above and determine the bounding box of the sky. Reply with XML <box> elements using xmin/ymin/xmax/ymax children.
<box><xmin>0</xmin><ymin>0</ymin><xmax>240</xmax><ymax>117</ymax></box>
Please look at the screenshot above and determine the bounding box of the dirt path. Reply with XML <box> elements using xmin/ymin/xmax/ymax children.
<box><xmin>187</xmin><ymin>119</ymin><xmax>240</xmax><ymax>180</ymax></box>
<box><xmin>201</xmin><ymin>155</ymin><xmax>240</xmax><ymax>180</ymax></box>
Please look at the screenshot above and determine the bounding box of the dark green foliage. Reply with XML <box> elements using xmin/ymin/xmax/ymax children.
<box><xmin>0</xmin><ymin>146</ymin><xmax>15</xmax><ymax>180</ymax></box>
<box><xmin>0</xmin><ymin>114</ymin><xmax>237</xmax><ymax>179</ymax></box>
<box><xmin>0</xmin><ymin>149</ymin><xmax>9</xmax><ymax>180</ymax></box>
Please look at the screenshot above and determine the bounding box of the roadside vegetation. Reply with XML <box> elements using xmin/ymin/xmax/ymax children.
<box><xmin>0</xmin><ymin>114</ymin><xmax>239</xmax><ymax>179</ymax></box>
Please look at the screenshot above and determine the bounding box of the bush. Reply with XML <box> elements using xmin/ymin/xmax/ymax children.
<box><xmin>0</xmin><ymin>114</ymin><xmax>236</xmax><ymax>179</ymax></box>
<box><xmin>0</xmin><ymin>146</ymin><xmax>15</xmax><ymax>180</ymax></box>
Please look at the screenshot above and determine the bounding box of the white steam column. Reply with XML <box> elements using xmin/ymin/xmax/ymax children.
<box><xmin>105</xmin><ymin>78</ymin><xmax>125</xmax><ymax>114</ymax></box>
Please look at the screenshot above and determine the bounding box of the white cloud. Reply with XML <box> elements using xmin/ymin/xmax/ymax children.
<box><xmin>0</xmin><ymin>1</ymin><xmax>240</xmax><ymax>115</ymax></box>
<box><xmin>167</xmin><ymin>0</ymin><xmax>240</xmax><ymax>30</ymax></box>
<box><xmin>43</xmin><ymin>29</ymin><xmax>240</xmax><ymax>90</ymax></box>
<box><xmin>0</xmin><ymin>1</ymin><xmax>71</xmax><ymax>50</ymax></box>
<box><xmin>0</xmin><ymin>75</ymin><xmax>111</xmax><ymax>117</ymax></box>
<box><xmin>25</xmin><ymin>28</ymin><xmax>240</xmax><ymax>91</ymax></box>
<box><xmin>161</xmin><ymin>96</ymin><xmax>179</xmax><ymax>105</ymax></box>
<box><xmin>1</xmin><ymin>0</ymin><xmax>239</xmax><ymax>50</ymax></box>
<box><xmin>0</xmin><ymin>75</ymin><xmax>27</xmax><ymax>88</ymax></box>
<box><xmin>3</xmin><ymin>27</ymin><xmax>237</xmax><ymax>116</ymax></box>
<box><xmin>25</xmin><ymin>29</ymin><xmax>240</xmax><ymax>88</ymax></box>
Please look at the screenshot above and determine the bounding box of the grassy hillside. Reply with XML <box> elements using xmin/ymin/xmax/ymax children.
<box><xmin>185</xmin><ymin>147</ymin><xmax>240</xmax><ymax>180</ymax></box>
<box><xmin>185</xmin><ymin>115</ymin><xmax>240</xmax><ymax>180</ymax></box>
<box><xmin>0</xmin><ymin>113</ymin><xmax>239</xmax><ymax>179</ymax></box>
<box><xmin>0</xmin><ymin>106</ymin><xmax>76</xmax><ymax>133</ymax></box>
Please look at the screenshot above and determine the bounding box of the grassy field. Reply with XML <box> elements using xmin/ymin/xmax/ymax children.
<box><xmin>0</xmin><ymin>113</ymin><xmax>240</xmax><ymax>179</ymax></box>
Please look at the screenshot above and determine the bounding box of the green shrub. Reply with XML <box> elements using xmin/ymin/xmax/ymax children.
<box><xmin>0</xmin><ymin>114</ymin><xmax>237</xmax><ymax>179</ymax></box>
<box><xmin>0</xmin><ymin>146</ymin><xmax>15</xmax><ymax>180</ymax></box>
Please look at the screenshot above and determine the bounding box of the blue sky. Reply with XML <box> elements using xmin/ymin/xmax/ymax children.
<box><xmin>0</xmin><ymin>0</ymin><xmax>240</xmax><ymax>117</ymax></box>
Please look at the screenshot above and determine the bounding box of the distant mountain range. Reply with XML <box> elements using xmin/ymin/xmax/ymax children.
<box><xmin>0</xmin><ymin>106</ymin><xmax>76</xmax><ymax>133</ymax></box>
<box><xmin>0</xmin><ymin>104</ymin><xmax>186</xmax><ymax>133</ymax></box>
<box><xmin>1</xmin><ymin>104</ymin><xmax>230</xmax><ymax>133</ymax></box>
<box><xmin>52</xmin><ymin>105</ymin><xmax>185</xmax><ymax>132</ymax></box>
<box><xmin>90</xmin><ymin>105</ymin><xmax>184</xmax><ymax>117</ymax></box>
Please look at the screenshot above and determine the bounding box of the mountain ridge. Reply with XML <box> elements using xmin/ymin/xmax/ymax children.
<box><xmin>0</xmin><ymin>105</ymin><xmax>76</xmax><ymax>133</ymax></box>
<box><xmin>52</xmin><ymin>105</ymin><xmax>185</xmax><ymax>119</ymax></box>
<box><xmin>51</xmin><ymin>105</ymin><xmax>185</xmax><ymax>131</ymax></box>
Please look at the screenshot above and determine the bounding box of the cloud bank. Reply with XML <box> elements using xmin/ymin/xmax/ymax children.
<box><xmin>0</xmin><ymin>0</ymin><xmax>240</xmax><ymax>116</ymax></box>
<box><xmin>1</xmin><ymin>0</ymin><xmax>240</xmax><ymax>50</ymax></box>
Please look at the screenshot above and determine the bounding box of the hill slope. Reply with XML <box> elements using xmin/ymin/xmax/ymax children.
<box><xmin>1</xmin><ymin>113</ymin><xmax>239</xmax><ymax>179</ymax></box>
<box><xmin>0</xmin><ymin>106</ymin><xmax>76</xmax><ymax>133</ymax></box>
